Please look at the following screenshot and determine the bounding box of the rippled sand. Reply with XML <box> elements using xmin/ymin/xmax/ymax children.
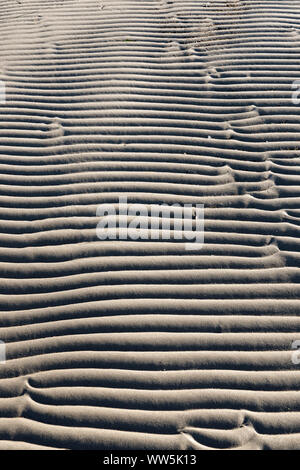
<box><xmin>0</xmin><ymin>0</ymin><xmax>300</xmax><ymax>450</ymax></box>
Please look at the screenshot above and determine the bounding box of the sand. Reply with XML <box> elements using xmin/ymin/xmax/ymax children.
<box><xmin>0</xmin><ymin>0</ymin><xmax>300</xmax><ymax>450</ymax></box>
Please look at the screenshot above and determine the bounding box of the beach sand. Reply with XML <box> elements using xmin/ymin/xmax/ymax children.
<box><xmin>0</xmin><ymin>0</ymin><xmax>300</xmax><ymax>450</ymax></box>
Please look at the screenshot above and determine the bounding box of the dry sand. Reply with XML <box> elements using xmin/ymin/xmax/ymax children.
<box><xmin>0</xmin><ymin>0</ymin><xmax>300</xmax><ymax>450</ymax></box>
